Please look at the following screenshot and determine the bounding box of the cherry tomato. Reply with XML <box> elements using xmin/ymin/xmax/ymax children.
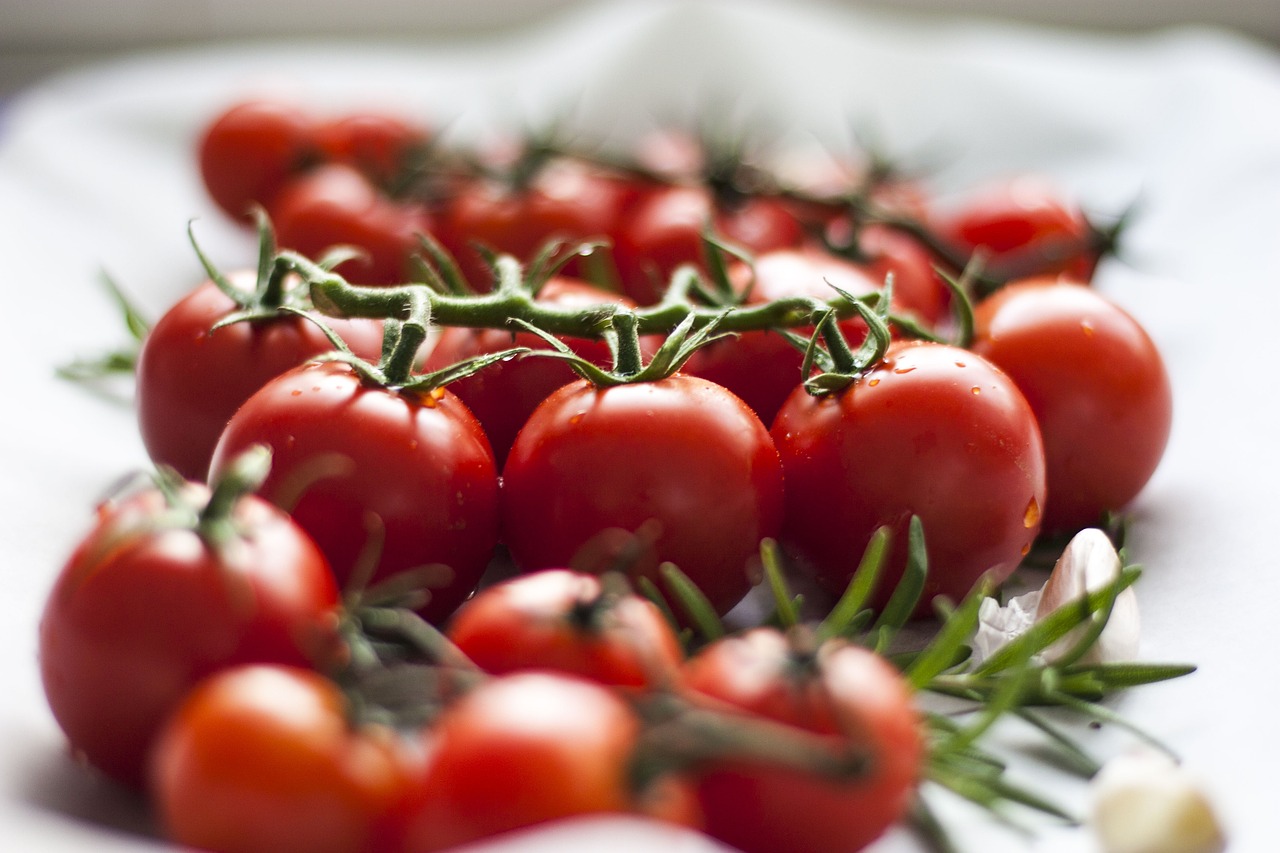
<box><xmin>209</xmin><ymin>361</ymin><xmax>500</xmax><ymax>624</ymax></box>
<box><xmin>933</xmin><ymin>176</ymin><xmax>1103</xmax><ymax>282</ymax></box>
<box><xmin>313</xmin><ymin>112</ymin><xmax>429</xmax><ymax>189</ymax></box>
<box><xmin>39</xmin><ymin>469</ymin><xmax>341</xmax><ymax>787</ymax></box>
<box><xmin>199</xmin><ymin>100</ymin><xmax>316</xmax><ymax>221</ymax></box>
<box><xmin>683</xmin><ymin>243</ymin><xmax>945</xmax><ymax>426</ymax></box>
<box><xmin>438</xmin><ymin>158</ymin><xmax>634</xmax><ymax>290</ymax></box>
<box><xmin>446</xmin><ymin>569</ymin><xmax>684</xmax><ymax>689</ymax></box>
<box><xmin>135</xmin><ymin>270</ymin><xmax>384</xmax><ymax>482</ymax></box>
<box><xmin>151</xmin><ymin>665</ymin><xmax>424</xmax><ymax>853</ymax></box>
<box><xmin>271</xmin><ymin>163</ymin><xmax>430</xmax><ymax>285</ymax></box>
<box><xmin>392</xmin><ymin>672</ymin><xmax>699</xmax><ymax>852</ymax></box>
<box><xmin>501</xmin><ymin>375</ymin><xmax>784</xmax><ymax>616</ymax></box>
<box><xmin>683</xmin><ymin>628</ymin><xmax>923</xmax><ymax>853</ymax></box>
<box><xmin>971</xmin><ymin>279</ymin><xmax>1172</xmax><ymax>532</ymax></box>
<box><xmin>421</xmin><ymin>276</ymin><xmax>656</xmax><ymax>467</ymax></box>
<box><xmin>612</xmin><ymin>185</ymin><xmax>804</xmax><ymax>305</ymax></box>
<box><xmin>772</xmin><ymin>340</ymin><xmax>1046</xmax><ymax>610</ymax></box>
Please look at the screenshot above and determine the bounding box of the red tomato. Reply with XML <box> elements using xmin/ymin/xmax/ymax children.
<box><xmin>683</xmin><ymin>628</ymin><xmax>923</xmax><ymax>853</ymax></box>
<box><xmin>501</xmin><ymin>375</ymin><xmax>784</xmax><ymax>616</ymax></box>
<box><xmin>438</xmin><ymin>158</ymin><xmax>634</xmax><ymax>290</ymax></box>
<box><xmin>199</xmin><ymin>100</ymin><xmax>316</xmax><ymax>221</ymax></box>
<box><xmin>446</xmin><ymin>569</ymin><xmax>684</xmax><ymax>689</ymax></box>
<box><xmin>683</xmin><ymin>243</ymin><xmax>945</xmax><ymax>426</ymax></box>
<box><xmin>933</xmin><ymin>176</ymin><xmax>1102</xmax><ymax>282</ymax></box>
<box><xmin>135</xmin><ymin>271</ymin><xmax>384</xmax><ymax>482</ymax></box>
<box><xmin>208</xmin><ymin>361</ymin><xmax>500</xmax><ymax>624</ymax></box>
<box><xmin>971</xmin><ymin>279</ymin><xmax>1172</xmax><ymax>532</ymax></box>
<box><xmin>392</xmin><ymin>672</ymin><xmax>699</xmax><ymax>852</ymax></box>
<box><xmin>271</xmin><ymin>163</ymin><xmax>430</xmax><ymax>285</ymax></box>
<box><xmin>772</xmin><ymin>340</ymin><xmax>1046</xmax><ymax>609</ymax></box>
<box><xmin>421</xmin><ymin>276</ymin><xmax>656</xmax><ymax>467</ymax></box>
<box><xmin>313</xmin><ymin>112</ymin><xmax>429</xmax><ymax>189</ymax></box>
<box><xmin>612</xmin><ymin>185</ymin><xmax>804</xmax><ymax>306</ymax></box>
<box><xmin>39</xmin><ymin>474</ymin><xmax>341</xmax><ymax>787</ymax></box>
<box><xmin>151</xmin><ymin>665</ymin><xmax>424</xmax><ymax>853</ymax></box>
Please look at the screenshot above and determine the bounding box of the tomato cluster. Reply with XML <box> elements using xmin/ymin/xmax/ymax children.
<box><xmin>41</xmin><ymin>96</ymin><xmax>1175</xmax><ymax>853</ymax></box>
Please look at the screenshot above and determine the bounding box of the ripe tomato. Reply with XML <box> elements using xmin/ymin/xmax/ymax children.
<box><xmin>683</xmin><ymin>628</ymin><xmax>923</xmax><ymax>853</ymax></box>
<box><xmin>392</xmin><ymin>672</ymin><xmax>699</xmax><ymax>852</ymax></box>
<box><xmin>208</xmin><ymin>361</ymin><xmax>500</xmax><ymax>624</ymax></box>
<box><xmin>446</xmin><ymin>569</ymin><xmax>685</xmax><ymax>689</ymax></box>
<box><xmin>683</xmin><ymin>243</ymin><xmax>945</xmax><ymax>426</ymax></box>
<box><xmin>971</xmin><ymin>279</ymin><xmax>1172</xmax><ymax>532</ymax></box>
<box><xmin>501</xmin><ymin>375</ymin><xmax>785</xmax><ymax>616</ymax></box>
<box><xmin>612</xmin><ymin>184</ymin><xmax>804</xmax><ymax>306</ymax></box>
<box><xmin>313</xmin><ymin>111</ymin><xmax>429</xmax><ymax>189</ymax></box>
<box><xmin>421</xmin><ymin>276</ymin><xmax>656</xmax><ymax>467</ymax></box>
<box><xmin>772</xmin><ymin>340</ymin><xmax>1046</xmax><ymax>609</ymax></box>
<box><xmin>135</xmin><ymin>270</ymin><xmax>383</xmax><ymax>482</ymax></box>
<box><xmin>933</xmin><ymin>176</ymin><xmax>1103</xmax><ymax>282</ymax></box>
<box><xmin>437</xmin><ymin>158</ymin><xmax>634</xmax><ymax>290</ymax></box>
<box><xmin>39</xmin><ymin>471</ymin><xmax>341</xmax><ymax>787</ymax></box>
<box><xmin>199</xmin><ymin>100</ymin><xmax>316</xmax><ymax>221</ymax></box>
<box><xmin>271</xmin><ymin>163</ymin><xmax>430</xmax><ymax>285</ymax></box>
<box><xmin>151</xmin><ymin>665</ymin><xmax>424</xmax><ymax>853</ymax></box>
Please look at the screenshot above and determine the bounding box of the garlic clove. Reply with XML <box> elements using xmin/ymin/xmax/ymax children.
<box><xmin>1035</xmin><ymin>527</ymin><xmax>1140</xmax><ymax>664</ymax></box>
<box><xmin>1090</xmin><ymin>747</ymin><xmax>1227</xmax><ymax>853</ymax></box>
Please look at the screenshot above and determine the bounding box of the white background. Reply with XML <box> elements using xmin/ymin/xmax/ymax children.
<box><xmin>2</xmin><ymin>1</ymin><xmax>1279</xmax><ymax>851</ymax></box>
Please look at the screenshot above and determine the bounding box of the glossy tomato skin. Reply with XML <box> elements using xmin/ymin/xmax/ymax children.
<box><xmin>39</xmin><ymin>486</ymin><xmax>341</xmax><ymax>788</ymax></box>
<box><xmin>438</xmin><ymin>159</ymin><xmax>634</xmax><ymax>290</ymax></box>
<box><xmin>391</xmin><ymin>672</ymin><xmax>698</xmax><ymax>852</ymax></box>
<box><xmin>152</xmin><ymin>665</ymin><xmax>425</xmax><ymax>853</ymax></box>
<box><xmin>272</xmin><ymin>163</ymin><xmax>430</xmax><ymax>285</ymax></box>
<box><xmin>971</xmin><ymin>279</ymin><xmax>1172</xmax><ymax>533</ymax></box>
<box><xmin>683</xmin><ymin>245</ymin><xmax>937</xmax><ymax>426</ymax></box>
<box><xmin>199</xmin><ymin>100</ymin><xmax>316</xmax><ymax>221</ymax></box>
<box><xmin>683</xmin><ymin>628</ymin><xmax>923</xmax><ymax>853</ymax></box>
<box><xmin>421</xmin><ymin>277</ymin><xmax>655</xmax><ymax>467</ymax></box>
<box><xmin>772</xmin><ymin>340</ymin><xmax>1046</xmax><ymax>609</ymax></box>
<box><xmin>501</xmin><ymin>375</ymin><xmax>785</xmax><ymax>616</ymax></box>
<box><xmin>135</xmin><ymin>272</ymin><xmax>384</xmax><ymax>482</ymax></box>
<box><xmin>613</xmin><ymin>185</ymin><xmax>804</xmax><ymax>306</ymax></box>
<box><xmin>209</xmin><ymin>362</ymin><xmax>499</xmax><ymax>623</ymax></box>
<box><xmin>446</xmin><ymin>569</ymin><xmax>684</xmax><ymax>690</ymax></box>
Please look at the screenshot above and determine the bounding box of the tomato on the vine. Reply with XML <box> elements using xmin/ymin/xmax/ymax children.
<box><xmin>135</xmin><ymin>269</ymin><xmax>383</xmax><ymax>482</ymax></box>
<box><xmin>501</xmin><ymin>374</ymin><xmax>785</xmax><ymax>616</ymax></box>
<box><xmin>683</xmin><ymin>627</ymin><xmax>923</xmax><ymax>853</ymax></box>
<box><xmin>971</xmin><ymin>278</ymin><xmax>1172</xmax><ymax>532</ymax></box>
<box><xmin>271</xmin><ymin>163</ymin><xmax>430</xmax><ymax>286</ymax></box>
<box><xmin>421</xmin><ymin>276</ymin><xmax>657</xmax><ymax>466</ymax></box>
<box><xmin>151</xmin><ymin>665</ymin><xmax>424</xmax><ymax>853</ymax></box>
<box><xmin>612</xmin><ymin>184</ymin><xmax>804</xmax><ymax>305</ymax></box>
<box><xmin>932</xmin><ymin>176</ymin><xmax>1106</xmax><ymax>282</ymax></box>
<box><xmin>39</xmin><ymin>457</ymin><xmax>341</xmax><ymax>787</ymax></box>
<box><xmin>446</xmin><ymin>568</ymin><xmax>685</xmax><ymax>689</ymax></box>
<box><xmin>313</xmin><ymin>111</ymin><xmax>429</xmax><ymax>189</ymax></box>
<box><xmin>391</xmin><ymin>671</ymin><xmax>699</xmax><ymax>852</ymax></box>
<box><xmin>683</xmin><ymin>242</ymin><xmax>945</xmax><ymax>426</ymax></box>
<box><xmin>208</xmin><ymin>360</ymin><xmax>500</xmax><ymax>624</ymax></box>
<box><xmin>772</xmin><ymin>340</ymin><xmax>1046</xmax><ymax>609</ymax></box>
<box><xmin>438</xmin><ymin>158</ymin><xmax>634</xmax><ymax>290</ymax></box>
<box><xmin>199</xmin><ymin>100</ymin><xmax>316</xmax><ymax>221</ymax></box>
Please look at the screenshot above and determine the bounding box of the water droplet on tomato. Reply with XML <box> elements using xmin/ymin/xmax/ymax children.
<box><xmin>971</xmin><ymin>386</ymin><xmax>981</xmax><ymax>395</ymax></box>
<box><xmin>290</xmin><ymin>389</ymin><xmax>302</xmax><ymax>397</ymax></box>
<box><xmin>893</xmin><ymin>366</ymin><xmax>915</xmax><ymax>375</ymax></box>
<box><xmin>955</xmin><ymin>361</ymin><xmax>967</xmax><ymax>368</ymax></box>
<box><xmin>868</xmin><ymin>378</ymin><xmax>880</xmax><ymax>387</ymax></box>
<box><xmin>1081</xmin><ymin>320</ymin><xmax>1095</xmax><ymax>337</ymax></box>
<box><xmin>1024</xmin><ymin>497</ymin><xmax>1041</xmax><ymax>528</ymax></box>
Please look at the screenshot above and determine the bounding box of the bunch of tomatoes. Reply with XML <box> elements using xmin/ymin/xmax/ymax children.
<box><xmin>38</xmin><ymin>97</ymin><xmax>1174</xmax><ymax>853</ymax></box>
